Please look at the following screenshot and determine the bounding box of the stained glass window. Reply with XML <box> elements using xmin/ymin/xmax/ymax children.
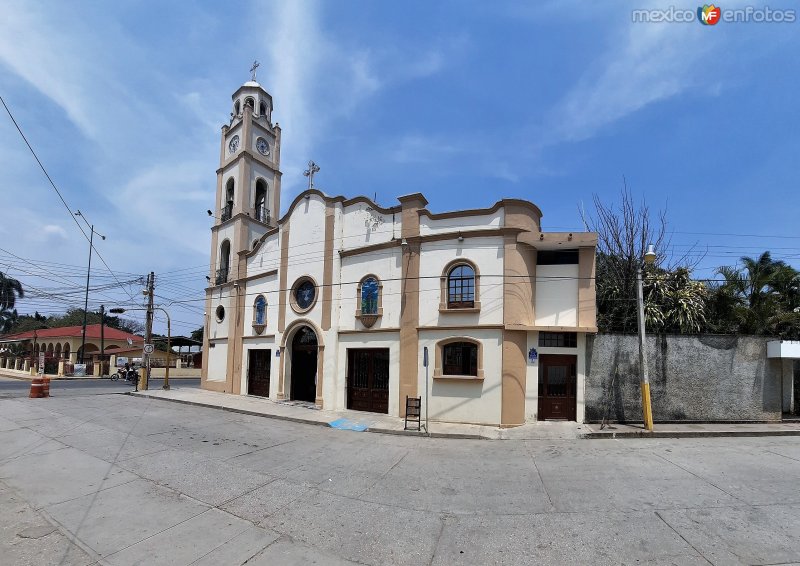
<box><xmin>361</xmin><ymin>277</ymin><xmax>379</xmax><ymax>314</ymax></box>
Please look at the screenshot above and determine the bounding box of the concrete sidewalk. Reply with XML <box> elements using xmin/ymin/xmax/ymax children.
<box><xmin>131</xmin><ymin>386</ymin><xmax>800</xmax><ymax>440</ymax></box>
<box><xmin>583</xmin><ymin>420</ymin><xmax>800</xmax><ymax>438</ymax></box>
<box><xmin>129</xmin><ymin>387</ymin><xmax>586</xmax><ymax>440</ymax></box>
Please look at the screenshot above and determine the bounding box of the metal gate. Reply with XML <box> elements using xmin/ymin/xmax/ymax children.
<box><xmin>347</xmin><ymin>349</ymin><xmax>389</xmax><ymax>414</ymax></box>
<box><xmin>247</xmin><ymin>349</ymin><xmax>271</xmax><ymax>397</ymax></box>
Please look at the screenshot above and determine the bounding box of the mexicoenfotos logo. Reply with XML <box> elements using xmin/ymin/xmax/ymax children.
<box><xmin>632</xmin><ymin>5</ymin><xmax>796</xmax><ymax>23</ymax></box>
<box><xmin>698</xmin><ymin>4</ymin><xmax>721</xmax><ymax>25</ymax></box>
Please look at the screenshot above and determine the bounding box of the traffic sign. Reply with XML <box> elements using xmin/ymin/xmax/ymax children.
<box><xmin>143</xmin><ymin>344</ymin><xmax>155</xmax><ymax>355</ymax></box>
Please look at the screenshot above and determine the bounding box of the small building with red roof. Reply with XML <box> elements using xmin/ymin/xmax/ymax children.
<box><xmin>0</xmin><ymin>324</ymin><xmax>143</xmax><ymax>365</ymax></box>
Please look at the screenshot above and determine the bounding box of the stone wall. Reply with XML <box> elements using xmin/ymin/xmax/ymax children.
<box><xmin>585</xmin><ymin>334</ymin><xmax>788</xmax><ymax>423</ymax></box>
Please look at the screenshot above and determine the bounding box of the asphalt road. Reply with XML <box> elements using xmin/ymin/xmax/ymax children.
<box><xmin>2</xmin><ymin>393</ymin><xmax>800</xmax><ymax>565</ymax></box>
<box><xmin>0</xmin><ymin>377</ymin><xmax>200</xmax><ymax>398</ymax></box>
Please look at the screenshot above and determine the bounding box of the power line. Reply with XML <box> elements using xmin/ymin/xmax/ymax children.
<box><xmin>0</xmin><ymin>96</ymin><xmax>139</xmax><ymax>304</ymax></box>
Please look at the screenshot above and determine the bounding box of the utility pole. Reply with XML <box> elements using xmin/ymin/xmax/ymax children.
<box><xmin>100</xmin><ymin>304</ymin><xmax>105</xmax><ymax>377</ymax></box>
<box><xmin>79</xmin><ymin>227</ymin><xmax>94</xmax><ymax>364</ymax></box>
<box><xmin>144</xmin><ymin>271</ymin><xmax>155</xmax><ymax>390</ymax></box>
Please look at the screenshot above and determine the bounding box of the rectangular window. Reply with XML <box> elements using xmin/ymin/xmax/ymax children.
<box><xmin>537</xmin><ymin>249</ymin><xmax>579</xmax><ymax>265</ymax></box>
<box><xmin>538</xmin><ymin>332</ymin><xmax>577</xmax><ymax>348</ymax></box>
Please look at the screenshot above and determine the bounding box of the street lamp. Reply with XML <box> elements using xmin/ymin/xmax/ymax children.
<box><xmin>637</xmin><ymin>244</ymin><xmax>657</xmax><ymax>431</ymax></box>
<box><xmin>74</xmin><ymin>211</ymin><xmax>105</xmax><ymax>366</ymax></box>
<box><xmin>110</xmin><ymin>306</ymin><xmax>172</xmax><ymax>390</ymax></box>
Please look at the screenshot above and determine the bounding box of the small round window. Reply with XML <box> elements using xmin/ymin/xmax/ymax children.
<box><xmin>295</xmin><ymin>280</ymin><xmax>315</xmax><ymax>309</ymax></box>
<box><xmin>215</xmin><ymin>305</ymin><xmax>225</xmax><ymax>322</ymax></box>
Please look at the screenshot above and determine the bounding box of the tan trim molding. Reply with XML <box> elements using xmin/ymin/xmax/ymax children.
<box><xmin>501</xmin><ymin>329</ymin><xmax>527</xmax><ymax>427</ymax></box>
<box><xmin>339</xmin><ymin>239</ymin><xmax>400</xmax><ymax>258</ymax></box>
<box><xmin>278</xmin><ymin>221</ymin><xmax>290</xmax><ymax>332</ymax></box>
<box><xmin>505</xmin><ymin>324</ymin><xmax>599</xmax><ymax>333</ymax></box>
<box><xmin>578</xmin><ymin>247</ymin><xmax>597</xmax><ymax>329</ymax></box>
<box><xmin>417</xmin><ymin>324</ymin><xmax>505</xmax><ymax>331</ymax></box>
<box><xmin>238</xmin><ymin>269</ymin><xmax>278</xmax><ymax>284</ymax></box>
<box><xmin>518</xmin><ymin>231</ymin><xmax>598</xmax><ymax>248</ymax></box>
<box><xmin>321</xmin><ymin>203</ymin><xmax>335</xmax><ymax>331</ymax></box>
<box><xmin>242</xmin><ymin>334</ymin><xmax>275</xmax><ymax>340</ymax></box>
<box><xmin>277</xmin><ymin>345</ymin><xmax>286</xmax><ymax>400</ymax></box>
<box><xmin>398</xmin><ymin>194</ymin><xmax>424</xmax><ymax>416</ymax></box>
<box><xmin>433</xmin><ymin>337</ymin><xmax>485</xmax><ymax>379</ymax></box>
<box><xmin>338</xmin><ymin>328</ymin><xmax>400</xmax><ymax>335</ymax></box>
<box><xmin>315</xmin><ymin>344</ymin><xmax>325</xmax><ymax>409</ymax></box>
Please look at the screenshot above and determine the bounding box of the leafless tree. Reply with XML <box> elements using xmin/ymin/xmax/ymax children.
<box><xmin>581</xmin><ymin>180</ymin><xmax>702</xmax><ymax>332</ymax></box>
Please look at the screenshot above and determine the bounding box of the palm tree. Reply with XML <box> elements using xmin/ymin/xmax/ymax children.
<box><xmin>0</xmin><ymin>272</ymin><xmax>24</xmax><ymax>333</ymax></box>
<box><xmin>709</xmin><ymin>252</ymin><xmax>799</xmax><ymax>337</ymax></box>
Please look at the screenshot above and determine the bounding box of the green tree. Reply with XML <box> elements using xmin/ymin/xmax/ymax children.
<box><xmin>707</xmin><ymin>252</ymin><xmax>800</xmax><ymax>338</ymax></box>
<box><xmin>644</xmin><ymin>267</ymin><xmax>708</xmax><ymax>333</ymax></box>
<box><xmin>190</xmin><ymin>326</ymin><xmax>203</xmax><ymax>342</ymax></box>
<box><xmin>0</xmin><ymin>272</ymin><xmax>24</xmax><ymax>333</ymax></box>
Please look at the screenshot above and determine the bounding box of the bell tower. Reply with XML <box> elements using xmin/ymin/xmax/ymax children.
<box><xmin>209</xmin><ymin>63</ymin><xmax>282</xmax><ymax>287</ymax></box>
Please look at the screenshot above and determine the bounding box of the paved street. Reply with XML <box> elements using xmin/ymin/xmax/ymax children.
<box><xmin>1</xmin><ymin>393</ymin><xmax>800</xmax><ymax>565</ymax></box>
<box><xmin>0</xmin><ymin>377</ymin><xmax>200</xmax><ymax>398</ymax></box>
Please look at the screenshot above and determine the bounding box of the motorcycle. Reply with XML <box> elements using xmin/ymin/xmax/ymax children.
<box><xmin>112</xmin><ymin>367</ymin><xmax>140</xmax><ymax>384</ymax></box>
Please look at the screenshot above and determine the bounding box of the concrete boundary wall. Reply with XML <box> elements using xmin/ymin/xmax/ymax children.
<box><xmin>585</xmin><ymin>334</ymin><xmax>793</xmax><ymax>423</ymax></box>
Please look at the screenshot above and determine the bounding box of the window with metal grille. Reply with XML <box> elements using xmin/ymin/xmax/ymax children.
<box><xmin>442</xmin><ymin>342</ymin><xmax>478</xmax><ymax>376</ymax></box>
<box><xmin>538</xmin><ymin>332</ymin><xmax>577</xmax><ymax>348</ymax></box>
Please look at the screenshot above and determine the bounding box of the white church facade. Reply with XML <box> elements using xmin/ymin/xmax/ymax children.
<box><xmin>201</xmin><ymin>79</ymin><xmax>598</xmax><ymax>427</ymax></box>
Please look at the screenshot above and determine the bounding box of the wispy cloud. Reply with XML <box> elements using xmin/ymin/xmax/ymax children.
<box><xmin>551</xmin><ymin>23</ymin><xmax>713</xmax><ymax>143</ymax></box>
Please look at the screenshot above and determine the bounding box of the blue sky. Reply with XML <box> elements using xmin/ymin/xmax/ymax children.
<box><xmin>1</xmin><ymin>0</ymin><xmax>798</xmax><ymax>334</ymax></box>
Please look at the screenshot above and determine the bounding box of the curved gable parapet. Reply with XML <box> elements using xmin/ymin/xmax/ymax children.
<box><xmin>278</xmin><ymin>189</ymin><xmax>401</xmax><ymax>226</ymax></box>
<box><xmin>418</xmin><ymin>198</ymin><xmax>542</xmax><ymax>228</ymax></box>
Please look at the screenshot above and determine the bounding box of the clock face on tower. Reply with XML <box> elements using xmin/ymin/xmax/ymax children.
<box><xmin>256</xmin><ymin>137</ymin><xmax>270</xmax><ymax>156</ymax></box>
<box><xmin>228</xmin><ymin>135</ymin><xmax>240</xmax><ymax>154</ymax></box>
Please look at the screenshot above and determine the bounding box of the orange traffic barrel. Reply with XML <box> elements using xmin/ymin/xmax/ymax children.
<box><xmin>29</xmin><ymin>377</ymin><xmax>44</xmax><ymax>398</ymax></box>
<box><xmin>42</xmin><ymin>376</ymin><xmax>51</xmax><ymax>398</ymax></box>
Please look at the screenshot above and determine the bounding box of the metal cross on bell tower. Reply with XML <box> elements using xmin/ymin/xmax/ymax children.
<box><xmin>250</xmin><ymin>60</ymin><xmax>260</xmax><ymax>82</ymax></box>
<box><xmin>303</xmin><ymin>160</ymin><xmax>320</xmax><ymax>190</ymax></box>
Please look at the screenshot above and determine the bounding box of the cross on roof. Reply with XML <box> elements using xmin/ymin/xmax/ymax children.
<box><xmin>303</xmin><ymin>160</ymin><xmax>320</xmax><ymax>190</ymax></box>
<box><xmin>250</xmin><ymin>60</ymin><xmax>260</xmax><ymax>82</ymax></box>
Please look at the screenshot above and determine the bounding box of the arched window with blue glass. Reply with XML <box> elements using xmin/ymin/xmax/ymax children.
<box><xmin>253</xmin><ymin>295</ymin><xmax>267</xmax><ymax>328</ymax></box>
<box><xmin>356</xmin><ymin>275</ymin><xmax>383</xmax><ymax>327</ymax></box>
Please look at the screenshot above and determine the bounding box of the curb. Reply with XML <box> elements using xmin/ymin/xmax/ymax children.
<box><xmin>128</xmin><ymin>392</ymin><xmax>493</xmax><ymax>440</ymax></box>
<box><xmin>583</xmin><ymin>430</ymin><xmax>800</xmax><ymax>439</ymax></box>
<box><xmin>126</xmin><ymin>392</ymin><xmax>800</xmax><ymax>441</ymax></box>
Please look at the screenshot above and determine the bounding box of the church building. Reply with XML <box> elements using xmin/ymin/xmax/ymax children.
<box><xmin>201</xmin><ymin>78</ymin><xmax>598</xmax><ymax>427</ymax></box>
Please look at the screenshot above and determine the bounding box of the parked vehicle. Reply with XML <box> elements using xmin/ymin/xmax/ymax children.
<box><xmin>125</xmin><ymin>367</ymin><xmax>140</xmax><ymax>384</ymax></box>
<box><xmin>112</xmin><ymin>366</ymin><xmax>139</xmax><ymax>383</ymax></box>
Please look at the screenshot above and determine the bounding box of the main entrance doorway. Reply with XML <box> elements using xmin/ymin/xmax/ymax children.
<box><xmin>247</xmin><ymin>349</ymin><xmax>271</xmax><ymax>397</ymax></box>
<box><xmin>347</xmin><ymin>349</ymin><xmax>390</xmax><ymax>414</ymax></box>
<box><xmin>290</xmin><ymin>326</ymin><xmax>317</xmax><ymax>402</ymax></box>
<box><xmin>538</xmin><ymin>354</ymin><xmax>577</xmax><ymax>421</ymax></box>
